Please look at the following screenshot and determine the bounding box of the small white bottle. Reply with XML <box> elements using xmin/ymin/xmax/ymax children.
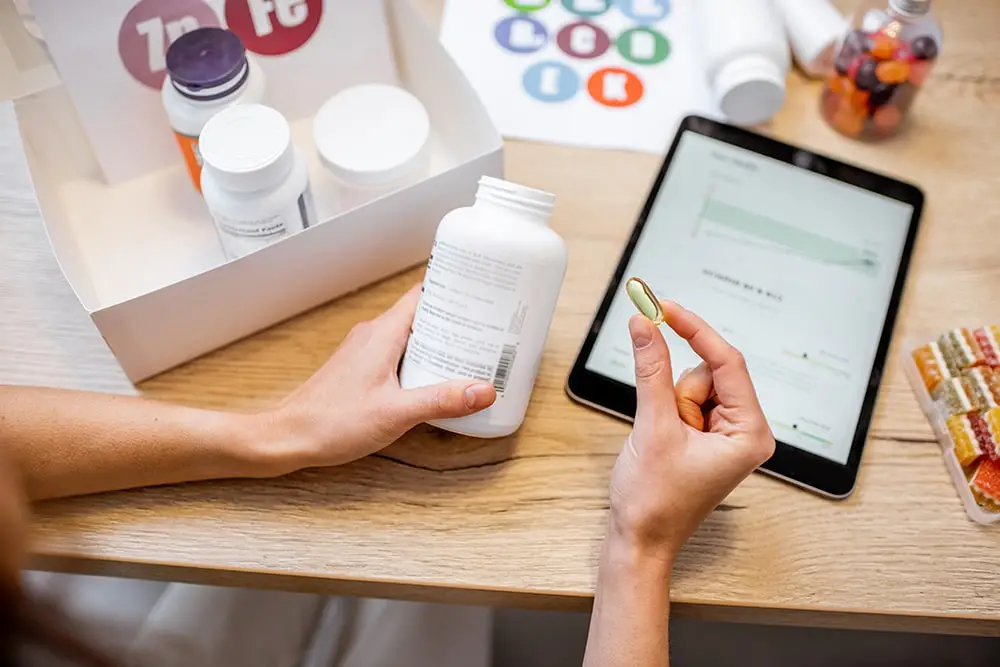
<box><xmin>399</xmin><ymin>177</ymin><xmax>567</xmax><ymax>438</ymax></box>
<box><xmin>162</xmin><ymin>27</ymin><xmax>266</xmax><ymax>193</ymax></box>
<box><xmin>313</xmin><ymin>84</ymin><xmax>431</xmax><ymax>211</ymax></box>
<box><xmin>694</xmin><ymin>0</ymin><xmax>791</xmax><ymax>126</ymax></box>
<box><xmin>773</xmin><ymin>0</ymin><xmax>846</xmax><ymax>78</ymax></box>
<box><xmin>199</xmin><ymin>104</ymin><xmax>316</xmax><ymax>260</ymax></box>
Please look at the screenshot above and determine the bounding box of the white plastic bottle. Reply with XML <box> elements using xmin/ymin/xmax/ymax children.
<box><xmin>694</xmin><ymin>0</ymin><xmax>790</xmax><ymax>126</ymax></box>
<box><xmin>399</xmin><ymin>177</ymin><xmax>567</xmax><ymax>438</ymax></box>
<box><xmin>773</xmin><ymin>0</ymin><xmax>846</xmax><ymax>78</ymax></box>
<box><xmin>199</xmin><ymin>104</ymin><xmax>316</xmax><ymax>260</ymax></box>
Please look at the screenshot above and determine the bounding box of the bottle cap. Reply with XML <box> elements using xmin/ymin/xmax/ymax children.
<box><xmin>475</xmin><ymin>176</ymin><xmax>555</xmax><ymax>224</ymax></box>
<box><xmin>313</xmin><ymin>84</ymin><xmax>431</xmax><ymax>189</ymax></box>
<box><xmin>199</xmin><ymin>104</ymin><xmax>295</xmax><ymax>193</ymax></box>
<box><xmin>773</xmin><ymin>0</ymin><xmax>845</xmax><ymax>78</ymax></box>
<box><xmin>166</xmin><ymin>28</ymin><xmax>249</xmax><ymax>101</ymax></box>
<box><xmin>714</xmin><ymin>55</ymin><xmax>787</xmax><ymax>126</ymax></box>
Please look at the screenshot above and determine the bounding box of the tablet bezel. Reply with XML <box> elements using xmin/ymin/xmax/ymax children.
<box><xmin>566</xmin><ymin>115</ymin><xmax>924</xmax><ymax>499</ymax></box>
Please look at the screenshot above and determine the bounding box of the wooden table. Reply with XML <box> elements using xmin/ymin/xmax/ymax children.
<box><xmin>2</xmin><ymin>0</ymin><xmax>999</xmax><ymax>636</ymax></box>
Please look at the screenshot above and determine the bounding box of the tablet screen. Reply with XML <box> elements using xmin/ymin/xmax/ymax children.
<box><xmin>584</xmin><ymin>132</ymin><xmax>915</xmax><ymax>465</ymax></box>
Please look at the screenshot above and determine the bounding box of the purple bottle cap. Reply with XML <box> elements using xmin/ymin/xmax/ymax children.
<box><xmin>166</xmin><ymin>27</ymin><xmax>248</xmax><ymax>100</ymax></box>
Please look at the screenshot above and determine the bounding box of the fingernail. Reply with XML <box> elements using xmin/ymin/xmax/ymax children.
<box><xmin>629</xmin><ymin>317</ymin><xmax>652</xmax><ymax>349</ymax></box>
<box><xmin>465</xmin><ymin>383</ymin><xmax>494</xmax><ymax>409</ymax></box>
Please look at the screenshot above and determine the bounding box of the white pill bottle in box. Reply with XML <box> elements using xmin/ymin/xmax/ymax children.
<box><xmin>399</xmin><ymin>177</ymin><xmax>567</xmax><ymax>438</ymax></box>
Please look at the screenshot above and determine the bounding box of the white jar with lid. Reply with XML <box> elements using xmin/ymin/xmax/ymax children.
<box><xmin>199</xmin><ymin>104</ymin><xmax>316</xmax><ymax>260</ymax></box>
<box><xmin>399</xmin><ymin>177</ymin><xmax>567</xmax><ymax>439</ymax></box>
<box><xmin>162</xmin><ymin>27</ymin><xmax>265</xmax><ymax>193</ymax></box>
<box><xmin>694</xmin><ymin>0</ymin><xmax>790</xmax><ymax>125</ymax></box>
<box><xmin>313</xmin><ymin>84</ymin><xmax>430</xmax><ymax>211</ymax></box>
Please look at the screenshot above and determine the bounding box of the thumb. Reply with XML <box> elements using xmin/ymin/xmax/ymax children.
<box><xmin>394</xmin><ymin>380</ymin><xmax>497</xmax><ymax>427</ymax></box>
<box><xmin>629</xmin><ymin>315</ymin><xmax>679</xmax><ymax>424</ymax></box>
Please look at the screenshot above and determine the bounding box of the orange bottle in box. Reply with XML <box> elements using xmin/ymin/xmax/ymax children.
<box><xmin>161</xmin><ymin>27</ymin><xmax>266</xmax><ymax>194</ymax></box>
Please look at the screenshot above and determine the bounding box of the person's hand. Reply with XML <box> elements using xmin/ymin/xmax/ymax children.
<box><xmin>257</xmin><ymin>285</ymin><xmax>497</xmax><ymax>472</ymax></box>
<box><xmin>608</xmin><ymin>301</ymin><xmax>775</xmax><ymax>564</ymax></box>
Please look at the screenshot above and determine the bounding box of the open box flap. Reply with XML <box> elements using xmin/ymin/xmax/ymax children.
<box><xmin>12</xmin><ymin>88</ymin><xmax>101</xmax><ymax>310</ymax></box>
<box><xmin>386</xmin><ymin>0</ymin><xmax>502</xmax><ymax>161</ymax></box>
<box><xmin>0</xmin><ymin>0</ymin><xmax>59</xmax><ymax>102</ymax></box>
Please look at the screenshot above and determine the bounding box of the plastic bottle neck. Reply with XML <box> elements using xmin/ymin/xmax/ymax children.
<box><xmin>473</xmin><ymin>176</ymin><xmax>555</xmax><ymax>225</ymax></box>
<box><xmin>889</xmin><ymin>0</ymin><xmax>931</xmax><ymax>18</ymax></box>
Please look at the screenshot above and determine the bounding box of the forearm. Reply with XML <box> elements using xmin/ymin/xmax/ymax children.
<box><xmin>0</xmin><ymin>386</ymin><xmax>297</xmax><ymax>500</ymax></box>
<box><xmin>583</xmin><ymin>527</ymin><xmax>673</xmax><ymax>667</ymax></box>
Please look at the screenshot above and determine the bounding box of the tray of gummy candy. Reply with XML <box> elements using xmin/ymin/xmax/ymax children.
<box><xmin>906</xmin><ymin>326</ymin><xmax>1000</xmax><ymax>524</ymax></box>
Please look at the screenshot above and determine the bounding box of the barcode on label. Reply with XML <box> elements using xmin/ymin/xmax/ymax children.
<box><xmin>493</xmin><ymin>344</ymin><xmax>518</xmax><ymax>394</ymax></box>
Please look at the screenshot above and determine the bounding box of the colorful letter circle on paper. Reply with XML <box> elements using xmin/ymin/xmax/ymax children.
<box><xmin>561</xmin><ymin>0</ymin><xmax>612</xmax><ymax>17</ymax></box>
<box><xmin>524</xmin><ymin>61</ymin><xmax>580</xmax><ymax>102</ymax></box>
<box><xmin>495</xmin><ymin>15</ymin><xmax>548</xmax><ymax>54</ymax></box>
<box><xmin>613</xmin><ymin>0</ymin><xmax>670</xmax><ymax>22</ymax></box>
<box><xmin>225</xmin><ymin>0</ymin><xmax>323</xmax><ymax>56</ymax></box>
<box><xmin>556</xmin><ymin>21</ymin><xmax>610</xmax><ymax>59</ymax></box>
<box><xmin>588</xmin><ymin>67</ymin><xmax>644</xmax><ymax>107</ymax></box>
<box><xmin>118</xmin><ymin>0</ymin><xmax>219</xmax><ymax>89</ymax></box>
<box><xmin>617</xmin><ymin>27</ymin><xmax>670</xmax><ymax>64</ymax></box>
<box><xmin>504</xmin><ymin>0</ymin><xmax>551</xmax><ymax>10</ymax></box>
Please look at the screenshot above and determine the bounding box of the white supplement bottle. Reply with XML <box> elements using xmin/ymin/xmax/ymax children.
<box><xmin>694</xmin><ymin>0</ymin><xmax>790</xmax><ymax>126</ymax></box>
<box><xmin>399</xmin><ymin>177</ymin><xmax>567</xmax><ymax>438</ymax></box>
<box><xmin>313</xmin><ymin>84</ymin><xmax>431</xmax><ymax>211</ymax></box>
<box><xmin>773</xmin><ymin>0</ymin><xmax>846</xmax><ymax>78</ymax></box>
<box><xmin>162</xmin><ymin>27</ymin><xmax>265</xmax><ymax>193</ymax></box>
<box><xmin>199</xmin><ymin>104</ymin><xmax>316</xmax><ymax>260</ymax></box>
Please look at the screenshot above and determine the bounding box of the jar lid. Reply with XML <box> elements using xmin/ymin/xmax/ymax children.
<box><xmin>199</xmin><ymin>104</ymin><xmax>295</xmax><ymax>193</ymax></box>
<box><xmin>313</xmin><ymin>84</ymin><xmax>431</xmax><ymax>189</ymax></box>
<box><xmin>714</xmin><ymin>55</ymin><xmax>787</xmax><ymax>126</ymax></box>
<box><xmin>166</xmin><ymin>27</ymin><xmax>248</xmax><ymax>99</ymax></box>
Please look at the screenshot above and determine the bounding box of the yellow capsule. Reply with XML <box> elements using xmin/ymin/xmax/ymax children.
<box><xmin>625</xmin><ymin>277</ymin><xmax>664</xmax><ymax>325</ymax></box>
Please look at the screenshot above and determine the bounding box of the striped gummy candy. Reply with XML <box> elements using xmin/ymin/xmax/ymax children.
<box><xmin>968</xmin><ymin>412</ymin><xmax>1000</xmax><ymax>462</ymax></box>
<box><xmin>912</xmin><ymin>342</ymin><xmax>951</xmax><ymax>394</ymax></box>
<box><xmin>935</xmin><ymin>334</ymin><xmax>965</xmax><ymax>377</ymax></box>
<box><xmin>947</xmin><ymin>414</ymin><xmax>984</xmax><ymax>468</ymax></box>
<box><xmin>933</xmin><ymin>377</ymin><xmax>980</xmax><ymax>417</ymax></box>
<box><xmin>965</xmin><ymin>367</ymin><xmax>1000</xmax><ymax>408</ymax></box>
<box><xmin>971</xmin><ymin>457</ymin><xmax>1000</xmax><ymax>505</ymax></box>
<box><xmin>943</xmin><ymin>328</ymin><xmax>986</xmax><ymax>370</ymax></box>
<box><xmin>972</xmin><ymin>325</ymin><xmax>1000</xmax><ymax>368</ymax></box>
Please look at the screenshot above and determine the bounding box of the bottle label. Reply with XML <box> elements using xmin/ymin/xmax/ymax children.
<box><xmin>211</xmin><ymin>188</ymin><xmax>316</xmax><ymax>259</ymax></box>
<box><xmin>402</xmin><ymin>239</ymin><xmax>537</xmax><ymax>397</ymax></box>
<box><xmin>174</xmin><ymin>131</ymin><xmax>204</xmax><ymax>193</ymax></box>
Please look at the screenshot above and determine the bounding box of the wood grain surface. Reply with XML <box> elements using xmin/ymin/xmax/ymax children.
<box><xmin>2</xmin><ymin>0</ymin><xmax>1000</xmax><ymax>634</ymax></box>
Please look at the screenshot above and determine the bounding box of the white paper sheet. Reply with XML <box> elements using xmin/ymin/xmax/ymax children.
<box><xmin>440</xmin><ymin>0</ymin><xmax>717</xmax><ymax>153</ymax></box>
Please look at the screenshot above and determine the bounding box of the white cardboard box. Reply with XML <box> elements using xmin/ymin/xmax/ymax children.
<box><xmin>8</xmin><ymin>0</ymin><xmax>503</xmax><ymax>382</ymax></box>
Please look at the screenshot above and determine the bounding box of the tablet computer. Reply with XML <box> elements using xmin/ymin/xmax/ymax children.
<box><xmin>567</xmin><ymin>116</ymin><xmax>923</xmax><ymax>498</ymax></box>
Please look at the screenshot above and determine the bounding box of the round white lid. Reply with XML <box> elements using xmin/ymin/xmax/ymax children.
<box><xmin>200</xmin><ymin>104</ymin><xmax>294</xmax><ymax>193</ymax></box>
<box><xmin>313</xmin><ymin>84</ymin><xmax>431</xmax><ymax>189</ymax></box>
<box><xmin>714</xmin><ymin>55</ymin><xmax>787</xmax><ymax>126</ymax></box>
